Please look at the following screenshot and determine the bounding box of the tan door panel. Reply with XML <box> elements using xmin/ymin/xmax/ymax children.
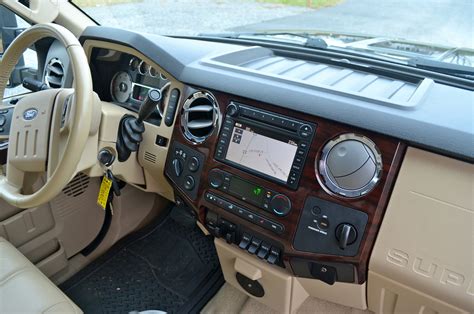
<box><xmin>368</xmin><ymin>147</ymin><xmax>474</xmax><ymax>313</ymax></box>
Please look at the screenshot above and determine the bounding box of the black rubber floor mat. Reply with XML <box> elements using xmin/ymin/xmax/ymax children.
<box><xmin>60</xmin><ymin>209</ymin><xmax>224</xmax><ymax>314</ymax></box>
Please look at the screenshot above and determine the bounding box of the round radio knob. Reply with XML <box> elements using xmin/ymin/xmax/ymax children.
<box><xmin>227</xmin><ymin>103</ymin><xmax>239</xmax><ymax>117</ymax></box>
<box><xmin>270</xmin><ymin>194</ymin><xmax>291</xmax><ymax>217</ymax></box>
<box><xmin>208</xmin><ymin>170</ymin><xmax>224</xmax><ymax>189</ymax></box>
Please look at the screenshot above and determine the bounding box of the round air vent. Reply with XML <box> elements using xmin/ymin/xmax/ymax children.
<box><xmin>181</xmin><ymin>91</ymin><xmax>220</xmax><ymax>143</ymax></box>
<box><xmin>44</xmin><ymin>58</ymin><xmax>64</xmax><ymax>88</ymax></box>
<box><xmin>317</xmin><ymin>133</ymin><xmax>382</xmax><ymax>198</ymax></box>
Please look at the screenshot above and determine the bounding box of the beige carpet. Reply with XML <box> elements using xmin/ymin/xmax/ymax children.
<box><xmin>202</xmin><ymin>283</ymin><xmax>372</xmax><ymax>314</ymax></box>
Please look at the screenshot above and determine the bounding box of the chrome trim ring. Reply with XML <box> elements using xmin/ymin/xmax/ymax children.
<box><xmin>181</xmin><ymin>91</ymin><xmax>220</xmax><ymax>144</ymax></box>
<box><xmin>138</xmin><ymin>60</ymin><xmax>150</xmax><ymax>75</ymax></box>
<box><xmin>129</xmin><ymin>57</ymin><xmax>140</xmax><ymax>71</ymax></box>
<box><xmin>149</xmin><ymin>66</ymin><xmax>158</xmax><ymax>78</ymax></box>
<box><xmin>317</xmin><ymin>133</ymin><xmax>383</xmax><ymax>198</ymax></box>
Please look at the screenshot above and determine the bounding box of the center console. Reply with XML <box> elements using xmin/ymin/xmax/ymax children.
<box><xmin>165</xmin><ymin>86</ymin><xmax>405</xmax><ymax>287</ymax></box>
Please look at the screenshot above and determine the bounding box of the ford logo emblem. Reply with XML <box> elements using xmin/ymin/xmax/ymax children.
<box><xmin>23</xmin><ymin>108</ymin><xmax>38</xmax><ymax>121</ymax></box>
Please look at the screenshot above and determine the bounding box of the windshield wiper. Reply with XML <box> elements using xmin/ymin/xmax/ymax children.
<box><xmin>198</xmin><ymin>32</ymin><xmax>329</xmax><ymax>49</ymax></box>
<box><xmin>408</xmin><ymin>57</ymin><xmax>474</xmax><ymax>79</ymax></box>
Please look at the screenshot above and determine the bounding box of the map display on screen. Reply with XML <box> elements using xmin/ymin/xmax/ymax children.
<box><xmin>225</xmin><ymin>123</ymin><xmax>298</xmax><ymax>182</ymax></box>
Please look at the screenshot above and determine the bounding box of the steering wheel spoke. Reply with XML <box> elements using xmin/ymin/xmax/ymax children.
<box><xmin>47</xmin><ymin>88</ymin><xmax>75</xmax><ymax>179</ymax></box>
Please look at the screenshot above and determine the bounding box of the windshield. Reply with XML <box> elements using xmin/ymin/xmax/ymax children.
<box><xmin>72</xmin><ymin>0</ymin><xmax>474</xmax><ymax>72</ymax></box>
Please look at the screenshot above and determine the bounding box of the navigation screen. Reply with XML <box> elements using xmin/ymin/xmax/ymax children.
<box><xmin>225</xmin><ymin>123</ymin><xmax>298</xmax><ymax>182</ymax></box>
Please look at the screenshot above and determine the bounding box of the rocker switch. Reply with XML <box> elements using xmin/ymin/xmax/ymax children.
<box><xmin>239</xmin><ymin>233</ymin><xmax>252</xmax><ymax>250</ymax></box>
<box><xmin>257</xmin><ymin>242</ymin><xmax>271</xmax><ymax>259</ymax></box>
<box><xmin>266</xmin><ymin>247</ymin><xmax>280</xmax><ymax>265</ymax></box>
<box><xmin>247</xmin><ymin>238</ymin><xmax>262</xmax><ymax>254</ymax></box>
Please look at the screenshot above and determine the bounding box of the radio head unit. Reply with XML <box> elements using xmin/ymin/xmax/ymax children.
<box><xmin>215</xmin><ymin>102</ymin><xmax>316</xmax><ymax>190</ymax></box>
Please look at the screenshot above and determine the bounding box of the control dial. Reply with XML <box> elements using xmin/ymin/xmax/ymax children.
<box><xmin>172</xmin><ymin>159</ymin><xmax>183</xmax><ymax>177</ymax></box>
<box><xmin>270</xmin><ymin>194</ymin><xmax>291</xmax><ymax>217</ymax></box>
<box><xmin>335</xmin><ymin>223</ymin><xmax>357</xmax><ymax>249</ymax></box>
<box><xmin>208</xmin><ymin>170</ymin><xmax>224</xmax><ymax>189</ymax></box>
<box><xmin>227</xmin><ymin>103</ymin><xmax>239</xmax><ymax>117</ymax></box>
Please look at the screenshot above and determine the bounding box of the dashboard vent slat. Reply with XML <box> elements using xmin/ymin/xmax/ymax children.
<box><xmin>45</xmin><ymin>75</ymin><xmax>62</xmax><ymax>86</ymax></box>
<box><xmin>186</xmin><ymin>105</ymin><xmax>214</xmax><ymax>113</ymax></box>
<box><xmin>181</xmin><ymin>91</ymin><xmax>220</xmax><ymax>143</ymax></box>
<box><xmin>187</xmin><ymin>119</ymin><xmax>214</xmax><ymax>129</ymax></box>
<box><xmin>47</xmin><ymin>64</ymin><xmax>64</xmax><ymax>76</ymax></box>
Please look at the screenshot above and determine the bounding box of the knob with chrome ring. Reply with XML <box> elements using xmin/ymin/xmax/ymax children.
<box><xmin>270</xmin><ymin>194</ymin><xmax>291</xmax><ymax>217</ymax></box>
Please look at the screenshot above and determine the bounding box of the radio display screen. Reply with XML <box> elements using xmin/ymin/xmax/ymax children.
<box><xmin>225</xmin><ymin>122</ymin><xmax>298</xmax><ymax>182</ymax></box>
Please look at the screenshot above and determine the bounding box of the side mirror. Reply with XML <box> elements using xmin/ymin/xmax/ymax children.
<box><xmin>0</xmin><ymin>5</ymin><xmax>28</xmax><ymax>88</ymax></box>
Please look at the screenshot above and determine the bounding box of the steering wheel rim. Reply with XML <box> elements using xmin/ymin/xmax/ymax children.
<box><xmin>0</xmin><ymin>23</ymin><xmax>93</xmax><ymax>208</ymax></box>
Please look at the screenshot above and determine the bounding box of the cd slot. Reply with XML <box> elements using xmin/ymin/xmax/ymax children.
<box><xmin>238</xmin><ymin>105</ymin><xmax>301</xmax><ymax>133</ymax></box>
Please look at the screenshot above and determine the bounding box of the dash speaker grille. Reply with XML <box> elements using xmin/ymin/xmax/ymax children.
<box><xmin>62</xmin><ymin>172</ymin><xmax>90</xmax><ymax>197</ymax></box>
<box><xmin>144</xmin><ymin>151</ymin><xmax>157</xmax><ymax>163</ymax></box>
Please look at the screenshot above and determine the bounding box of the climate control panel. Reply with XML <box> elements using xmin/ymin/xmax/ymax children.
<box><xmin>205</xmin><ymin>192</ymin><xmax>285</xmax><ymax>234</ymax></box>
<box><xmin>208</xmin><ymin>169</ymin><xmax>292</xmax><ymax>217</ymax></box>
<box><xmin>165</xmin><ymin>142</ymin><xmax>205</xmax><ymax>200</ymax></box>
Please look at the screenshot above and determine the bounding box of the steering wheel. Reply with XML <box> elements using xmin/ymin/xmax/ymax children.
<box><xmin>0</xmin><ymin>23</ymin><xmax>93</xmax><ymax>209</ymax></box>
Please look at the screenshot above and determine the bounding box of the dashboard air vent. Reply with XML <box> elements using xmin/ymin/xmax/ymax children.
<box><xmin>181</xmin><ymin>91</ymin><xmax>220</xmax><ymax>143</ymax></box>
<box><xmin>317</xmin><ymin>133</ymin><xmax>382</xmax><ymax>198</ymax></box>
<box><xmin>44</xmin><ymin>58</ymin><xmax>64</xmax><ymax>88</ymax></box>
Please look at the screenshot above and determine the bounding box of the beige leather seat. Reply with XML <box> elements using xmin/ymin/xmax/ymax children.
<box><xmin>0</xmin><ymin>237</ymin><xmax>82</xmax><ymax>313</ymax></box>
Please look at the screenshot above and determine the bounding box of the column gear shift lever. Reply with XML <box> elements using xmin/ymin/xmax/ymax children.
<box><xmin>116</xmin><ymin>89</ymin><xmax>162</xmax><ymax>162</ymax></box>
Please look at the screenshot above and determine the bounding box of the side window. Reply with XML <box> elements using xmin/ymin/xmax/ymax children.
<box><xmin>0</xmin><ymin>5</ymin><xmax>38</xmax><ymax>98</ymax></box>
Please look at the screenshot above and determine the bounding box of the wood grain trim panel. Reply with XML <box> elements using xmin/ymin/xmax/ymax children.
<box><xmin>168</xmin><ymin>85</ymin><xmax>405</xmax><ymax>283</ymax></box>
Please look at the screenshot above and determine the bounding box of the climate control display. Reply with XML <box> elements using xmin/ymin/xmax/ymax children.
<box><xmin>208</xmin><ymin>169</ymin><xmax>292</xmax><ymax>217</ymax></box>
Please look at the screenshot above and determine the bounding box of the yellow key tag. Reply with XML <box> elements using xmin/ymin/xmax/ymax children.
<box><xmin>97</xmin><ymin>176</ymin><xmax>112</xmax><ymax>210</ymax></box>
